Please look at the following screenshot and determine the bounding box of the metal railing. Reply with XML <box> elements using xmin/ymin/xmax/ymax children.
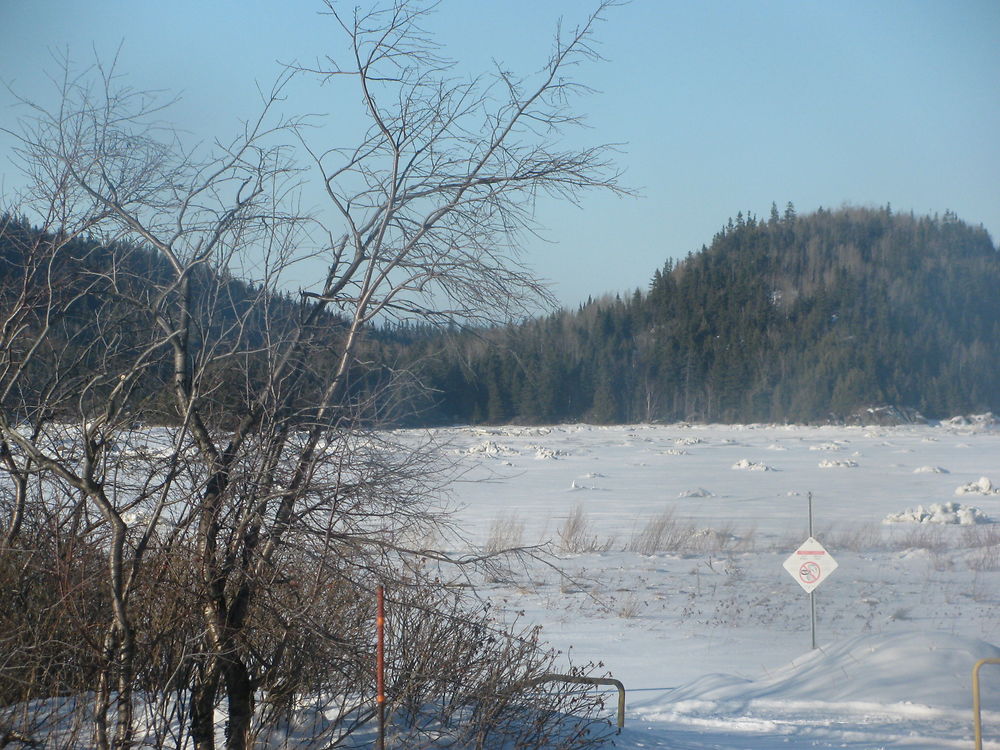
<box><xmin>973</xmin><ymin>657</ymin><xmax>1000</xmax><ymax>750</ymax></box>
<box><xmin>525</xmin><ymin>673</ymin><xmax>626</xmax><ymax>730</ymax></box>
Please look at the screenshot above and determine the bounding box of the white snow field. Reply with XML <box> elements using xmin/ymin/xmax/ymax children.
<box><xmin>435</xmin><ymin>420</ymin><xmax>1000</xmax><ymax>749</ymax></box>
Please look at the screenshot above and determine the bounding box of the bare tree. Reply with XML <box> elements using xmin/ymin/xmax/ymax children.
<box><xmin>0</xmin><ymin>2</ymin><xmax>624</xmax><ymax>748</ymax></box>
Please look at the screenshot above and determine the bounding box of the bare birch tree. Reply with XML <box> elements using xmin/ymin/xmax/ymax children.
<box><xmin>0</xmin><ymin>2</ymin><xmax>624</xmax><ymax>748</ymax></box>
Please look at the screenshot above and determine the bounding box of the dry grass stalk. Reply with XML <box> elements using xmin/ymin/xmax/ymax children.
<box><xmin>557</xmin><ymin>505</ymin><xmax>613</xmax><ymax>554</ymax></box>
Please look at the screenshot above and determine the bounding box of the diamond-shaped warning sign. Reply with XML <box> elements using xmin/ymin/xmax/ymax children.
<box><xmin>783</xmin><ymin>536</ymin><xmax>838</xmax><ymax>593</ymax></box>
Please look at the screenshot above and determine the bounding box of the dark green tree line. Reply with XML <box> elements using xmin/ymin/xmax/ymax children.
<box><xmin>399</xmin><ymin>206</ymin><xmax>1000</xmax><ymax>424</ymax></box>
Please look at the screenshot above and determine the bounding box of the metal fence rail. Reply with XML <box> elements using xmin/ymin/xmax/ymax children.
<box><xmin>973</xmin><ymin>657</ymin><xmax>1000</xmax><ymax>750</ymax></box>
<box><xmin>526</xmin><ymin>673</ymin><xmax>626</xmax><ymax>730</ymax></box>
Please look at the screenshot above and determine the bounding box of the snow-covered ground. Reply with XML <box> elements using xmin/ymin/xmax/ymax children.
<box><xmin>434</xmin><ymin>421</ymin><xmax>1000</xmax><ymax>749</ymax></box>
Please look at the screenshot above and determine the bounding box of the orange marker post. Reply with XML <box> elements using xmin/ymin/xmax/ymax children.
<box><xmin>376</xmin><ymin>585</ymin><xmax>385</xmax><ymax>750</ymax></box>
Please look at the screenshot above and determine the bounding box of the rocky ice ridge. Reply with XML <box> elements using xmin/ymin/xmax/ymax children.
<box><xmin>883</xmin><ymin>501</ymin><xmax>991</xmax><ymax>525</ymax></box>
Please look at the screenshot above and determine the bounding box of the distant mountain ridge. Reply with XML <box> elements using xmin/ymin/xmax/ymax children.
<box><xmin>402</xmin><ymin>205</ymin><xmax>1000</xmax><ymax>424</ymax></box>
<box><xmin>0</xmin><ymin>215</ymin><xmax>355</xmax><ymax>426</ymax></box>
<box><xmin>4</xmin><ymin>206</ymin><xmax>998</xmax><ymax>426</ymax></box>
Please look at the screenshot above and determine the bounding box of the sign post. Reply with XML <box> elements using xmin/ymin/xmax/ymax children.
<box><xmin>783</xmin><ymin>494</ymin><xmax>837</xmax><ymax>649</ymax></box>
<box><xmin>809</xmin><ymin>491</ymin><xmax>815</xmax><ymax>649</ymax></box>
<box><xmin>376</xmin><ymin>585</ymin><xmax>386</xmax><ymax>750</ymax></box>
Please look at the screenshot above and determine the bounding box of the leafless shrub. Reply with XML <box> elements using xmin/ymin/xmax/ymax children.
<box><xmin>627</xmin><ymin>513</ymin><xmax>753</xmax><ymax>556</ymax></box>
<box><xmin>825</xmin><ymin>523</ymin><xmax>884</xmax><ymax>553</ymax></box>
<box><xmin>962</xmin><ymin>523</ymin><xmax>1000</xmax><ymax>549</ymax></box>
<box><xmin>558</xmin><ymin>505</ymin><xmax>613</xmax><ymax>554</ymax></box>
<box><xmin>731</xmin><ymin>523</ymin><xmax>757</xmax><ymax>553</ymax></box>
<box><xmin>0</xmin><ymin>0</ymin><xmax>625</xmax><ymax>746</ymax></box>
<box><xmin>0</xmin><ymin>520</ymin><xmax>109</xmax><ymax>709</ymax></box>
<box><xmin>690</xmin><ymin>520</ymin><xmax>748</xmax><ymax>555</ymax></box>
<box><xmin>964</xmin><ymin>525</ymin><xmax>1000</xmax><ymax>571</ymax></box>
<box><xmin>627</xmin><ymin>509</ymin><xmax>691</xmax><ymax>555</ymax></box>
<box><xmin>890</xmin><ymin>525</ymin><xmax>949</xmax><ymax>553</ymax></box>
<box><xmin>484</xmin><ymin>513</ymin><xmax>526</xmax><ymax>556</ymax></box>
<box><xmin>380</xmin><ymin>585</ymin><xmax>614</xmax><ymax>748</ymax></box>
<box><xmin>615</xmin><ymin>592</ymin><xmax>644</xmax><ymax>619</ymax></box>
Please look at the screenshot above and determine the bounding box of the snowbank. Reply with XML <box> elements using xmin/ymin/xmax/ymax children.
<box><xmin>678</xmin><ymin>487</ymin><xmax>715</xmax><ymax>498</ymax></box>
<box><xmin>941</xmin><ymin>412</ymin><xmax>999</xmax><ymax>429</ymax></box>
<box><xmin>955</xmin><ymin>476</ymin><xmax>1000</xmax><ymax>496</ymax></box>
<box><xmin>731</xmin><ymin>459</ymin><xmax>774</xmax><ymax>471</ymax></box>
<box><xmin>809</xmin><ymin>442</ymin><xmax>843</xmax><ymax>451</ymax></box>
<box><xmin>883</xmin><ymin>501</ymin><xmax>991</xmax><ymax>525</ymax></box>
<box><xmin>658</xmin><ymin>631</ymin><xmax>1000</xmax><ymax>711</ymax></box>
<box><xmin>529</xmin><ymin>445</ymin><xmax>563</xmax><ymax>459</ymax></box>
<box><xmin>463</xmin><ymin>440</ymin><xmax>519</xmax><ymax>457</ymax></box>
<box><xmin>817</xmin><ymin>458</ymin><xmax>858</xmax><ymax>468</ymax></box>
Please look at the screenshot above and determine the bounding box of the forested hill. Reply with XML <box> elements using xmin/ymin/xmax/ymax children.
<box><xmin>0</xmin><ymin>216</ymin><xmax>359</xmax><ymax>426</ymax></box>
<box><xmin>4</xmin><ymin>207</ymin><xmax>997</xmax><ymax>427</ymax></box>
<box><xmin>400</xmin><ymin>206</ymin><xmax>1000</xmax><ymax>425</ymax></box>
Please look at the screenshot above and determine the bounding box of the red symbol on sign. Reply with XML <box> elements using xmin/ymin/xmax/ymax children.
<box><xmin>799</xmin><ymin>561</ymin><xmax>821</xmax><ymax>584</ymax></box>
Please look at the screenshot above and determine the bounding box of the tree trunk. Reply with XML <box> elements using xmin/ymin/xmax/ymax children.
<box><xmin>113</xmin><ymin>627</ymin><xmax>136</xmax><ymax>750</ymax></box>
<box><xmin>190</xmin><ymin>662</ymin><xmax>220</xmax><ymax>750</ymax></box>
<box><xmin>93</xmin><ymin>630</ymin><xmax>115</xmax><ymax>750</ymax></box>
<box><xmin>223</xmin><ymin>656</ymin><xmax>254</xmax><ymax>750</ymax></box>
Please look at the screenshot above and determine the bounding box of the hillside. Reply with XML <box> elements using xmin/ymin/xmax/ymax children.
<box><xmin>403</xmin><ymin>206</ymin><xmax>1000</xmax><ymax>424</ymax></box>
<box><xmin>4</xmin><ymin>207</ymin><xmax>998</xmax><ymax>426</ymax></box>
<box><xmin>0</xmin><ymin>216</ymin><xmax>362</xmax><ymax>426</ymax></box>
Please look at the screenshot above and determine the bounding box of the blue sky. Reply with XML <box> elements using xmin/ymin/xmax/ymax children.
<box><xmin>2</xmin><ymin>0</ymin><xmax>998</xmax><ymax>309</ymax></box>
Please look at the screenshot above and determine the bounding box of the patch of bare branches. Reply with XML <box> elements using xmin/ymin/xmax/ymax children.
<box><xmin>0</xmin><ymin>2</ymin><xmax>624</xmax><ymax>748</ymax></box>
